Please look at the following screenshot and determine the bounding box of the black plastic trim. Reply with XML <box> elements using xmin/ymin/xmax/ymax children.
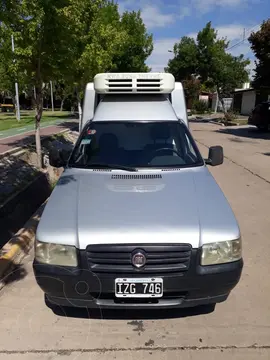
<box><xmin>86</xmin><ymin>244</ymin><xmax>192</xmax><ymax>274</ymax></box>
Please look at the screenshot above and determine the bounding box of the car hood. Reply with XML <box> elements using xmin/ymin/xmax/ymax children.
<box><xmin>37</xmin><ymin>168</ymin><xmax>240</xmax><ymax>249</ymax></box>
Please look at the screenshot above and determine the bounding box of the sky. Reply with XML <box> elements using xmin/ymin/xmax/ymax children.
<box><xmin>117</xmin><ymin>0</ymin><xmax>270</xmax><ymax>77</ymax></box>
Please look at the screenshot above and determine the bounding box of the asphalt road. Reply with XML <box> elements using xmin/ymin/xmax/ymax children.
<box><xmin>0</xmin><ymin>119</ymin><xmax>78</xmax><ymax>154</ymax></box>
<box><xmin>0</xmin><ymin>122</ymin><xmax>269</xmax><ymax>359</ymax></box>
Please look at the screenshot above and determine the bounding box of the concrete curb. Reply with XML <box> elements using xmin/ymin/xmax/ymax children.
<box><xmin>0</xmin><ymin>202</ymin><xmax>46</xmax><ymax>289</ymax></box>
<box><xmin>209</xmin><ymin>121</ymin><xmax>225</xmax><ymax>126</ymax></box>
<box><xmin>0</xmin><ymin>146</ymin><xmax>22</xmax><ymax>159</ymax></box>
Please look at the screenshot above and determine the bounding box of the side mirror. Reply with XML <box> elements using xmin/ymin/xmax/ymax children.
<box><xmin>49</xmin><ymin>148</ymin><xmax>69</xmax><ymax>168</ymax></box>
<box><xmin>205</xmin><ymin>146</ymin><xmax>224</xmax><ymax>166</ymax></box>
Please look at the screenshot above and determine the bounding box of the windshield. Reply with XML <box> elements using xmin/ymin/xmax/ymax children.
<box><xmin>69</xmin><ymin>121</ymin><xmax>204</xmax><ymax>169</ymax></box>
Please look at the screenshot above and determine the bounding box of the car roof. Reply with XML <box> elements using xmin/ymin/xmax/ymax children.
<box><xmin>93</xmin><ymin>94</ymin><xmax>179</xmax><ymax>122</ymax></box>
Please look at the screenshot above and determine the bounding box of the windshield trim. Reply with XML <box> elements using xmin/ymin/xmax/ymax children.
<box><xmin>68</xmin><ymin>120</ymin><xmax>205</xmax><ymax>170</ymax></box>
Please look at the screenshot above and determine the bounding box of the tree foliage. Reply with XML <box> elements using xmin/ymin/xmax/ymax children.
<box><xmin>248</xmin><ymin>19</ymin><xmax>270</xmax><ymax>89</ymax></box>
<box><xmin>111</xmin><ymin>10</ymin><xmax>153</xmax><ymax>72</ymax></box>
<box><xmin>197</xmin><ymin>22</ymin><xmax>250</xmax><ymax>100</ymax></box>
<box><xmin>0</xmin><ymin>0</ymin><xmax>153</xmax><ymax>167</ymax></box>
<box><xmin>166</xmin><ymin>21</ymin><xmax>250</xmax><ymax>111</ymax></box>
<box><xmin>165</xmin><ymin>37</ymin><xmax>198</xmax><ymax>81</ymax></box>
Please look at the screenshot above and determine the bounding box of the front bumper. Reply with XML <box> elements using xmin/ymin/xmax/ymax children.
<box><xmin>33</xmin><ymin>248</ymin><xmax>243</xmax><ymax>309</ymax></box>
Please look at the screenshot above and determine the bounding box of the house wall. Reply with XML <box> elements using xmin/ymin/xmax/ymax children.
<box><xmin>233</xmin><ymin>92</ymin><xmax>242</xmax><ymax>113</ymax></box>
<box><xmin>241</xmin><ymin>91</ymin><xmax>256</xmax><ymax>115</ymax></box>
<box><xmin>212</xmin><ymin>93</ymin><xmax>218</xmax><ymax>112</ymax></box>
<box><xmin>199</xmin><ymin>95</ymin><xmax>209</xmax><ymax>103</ymax></box>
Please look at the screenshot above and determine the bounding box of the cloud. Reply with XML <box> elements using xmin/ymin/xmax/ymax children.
<box><xmin>141</xmin><ymin>5</ymin><xmax>175</xmax><ymax>29</ymax></box>
<box><xmin>179</xmin><ymin>6</ymin><xmax>191</xmax><ymax>19</ymax></box>
<box><xmin>216</xmin><ymin>24</ymin><xmax>246</xmax><ymax>41</ymax></box>
<box><xmin>146</xmin><ymin>38</ymin><xmax>178</xmax><ymax>72</ymax></box>
<box><xmin>117</xmin><ymin>0</ymin><xmax>136</xmax><ymax>14</ymax></box>
<box><xmin>118</xmin><ymin>0</ymin><xmax>259</xmax><ymax>29</ymax></box>
<box><xmin>188</xmin><ymin>0</ymin><xmax>252</xmax><ymax>14</ymax></box>
<box><xmin>117</xmin><ymin>1</ymin><xmax>176</xmax><ymax>29</ymax></box>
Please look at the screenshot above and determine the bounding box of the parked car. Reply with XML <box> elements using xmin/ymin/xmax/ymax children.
<box><xmin>33</xmin><ymin>72</ymin><xmax>243</xmax><ymax>311</ymax></box>
<box><xmin>248</xmin><ymin>101</ymin><xmax>270</xmax><ymax>131</ymax></box>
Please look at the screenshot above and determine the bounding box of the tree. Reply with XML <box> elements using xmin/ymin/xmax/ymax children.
<box><xmin>0</xmin><ymin>27</ymin><xmax>27</xmax><ymax>118</ymax></box>
<box><xmin>0</xmin><ymin>0</ymin><xmax>75</xmax><ymax>167</ymax></box>
<box><xmin>165</xmin><ymin>37</ymin><xmax>200</xmax><ymax>108</ymax></box>
<box><xmin>64</xmin><ymin>3</ymin><xmax>153</xmax><ymax>121</ymax></box>
<box><xmin>196</xmin><ymin>22</ymin><xmax>250</xmax><ymax>111</ymax></box>
<box><xmin>182</xmin><ymin>77</ymin><xmax>201</xmax><ymax>107</ymax></box>
<box><xmin>0</xmin><ymin>0</ymin><xmax>153</xmax><ymax>167</ymax></box>
<box><xmin>166</xmin><ymin>22</ymin><xmax>250</xmax><ymax>112</ymax></box>
<box><xmin>0</xmin><ymin>61</ymin><xmax>15</xmax><ymax>101</ymax></box>
<box><xmin>165</xmin><ymin>37</ymin><xmax>198</xmax><ymax>81</ymax></box>
<box><xmin>248</xmin><ymin>19</ymin><xmax>270</xmax><ymax>89</ymax></box>
<box><xmin>54</xmin><ymin>81</ymin><xmax>74</xmax><ymax>111</ymax></box>
<box><xmin>111</xmin><ymin>10</ymin><xmax>153</xmax><ymax>72</ymax></box>
<box><xmin>62</xmin><ymin>0</ymin><xmax>129</xmax><ymax>121</ymax></box>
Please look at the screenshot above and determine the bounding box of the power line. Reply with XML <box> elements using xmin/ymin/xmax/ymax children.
<box><xmin>227</xmin><ymin>24</ymin><xmax>261</xmax><ymax>51</ymax></box>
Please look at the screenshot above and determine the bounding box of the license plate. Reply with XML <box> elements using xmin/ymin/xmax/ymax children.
<box><xmin>115</xmin><ymin>278</ymin><xmax>163</xmax><ymax>298</ymax></box>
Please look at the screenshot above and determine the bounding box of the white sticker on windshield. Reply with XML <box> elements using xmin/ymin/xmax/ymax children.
<box><xmin>81</xmin><ymin>139</ymin><xmax>91</xmax><ymax>145</ymax></box>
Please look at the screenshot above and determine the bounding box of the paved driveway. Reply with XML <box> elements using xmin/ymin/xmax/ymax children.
<box><xmin>0</xmin><ymin>121</ymin><xmax>269</xmax><ymax>359</ymax></box>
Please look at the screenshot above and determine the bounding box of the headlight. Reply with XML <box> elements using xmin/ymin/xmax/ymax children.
<box><xmin>35</xmin><ymin>240</ymin><xmax>78</xmax><ymax>266</ymax></box>
<box><xmin>201</xmin><ymin>239</ymin><xmax>242</xmax><ymax>266</ymax></box>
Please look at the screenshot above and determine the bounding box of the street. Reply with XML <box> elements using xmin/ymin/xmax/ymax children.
<box><xmin>0</xmin><ymin>121</ymin><xmax>270</xmax><ymax>359</ymax></box>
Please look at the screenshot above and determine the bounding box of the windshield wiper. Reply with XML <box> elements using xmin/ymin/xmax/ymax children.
<box><xmin>70</xmin><ymin>163</ymin><xmax>137</xmax><ymax>172</ymax></box>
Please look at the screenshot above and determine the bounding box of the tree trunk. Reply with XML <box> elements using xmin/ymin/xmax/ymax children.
<box><xmin>60</xmin><ymin>97</ymin><xmax>65</xmax><ymax>112</ymax></box>
<box><xmin>216</xmin><ymin>88</ymin><xmax>226</xmax><ymax>113</ymax></box>
<box><xmin>35</xmin><ymin>87</ymin><xmax>43</xmax><ymax>168</ymax></box>
<box><xmin>11</xmin><ymin>95</ymin><xmax>17</xmax><ymax>117</ymax></box>
<box><xmin>35</xmin><ymin>118</ymin><xmax>42</xmax><ymax>168</ymax></box>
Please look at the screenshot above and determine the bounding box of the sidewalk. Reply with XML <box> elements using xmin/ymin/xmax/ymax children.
<box><xmin>0</xmin><ymin>120</ymin><xmax>78</xmax><ymax>155</ymax></box>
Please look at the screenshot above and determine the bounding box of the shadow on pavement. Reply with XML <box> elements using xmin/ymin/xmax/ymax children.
<box><xmin>46</xmin><ymin>301</ymin><xmax>216</xmax><ymax>320</ymax></box>
<box><xmin>0</xmin><ymin>262</ymin><xmax>28</xmax><ymax>285</ymax></box>
<box><xmin>0</xmin><ymin>210</ymin><xmax>44</xmax><ymax>286</ymax></box>
<box><xmin>189</xmin><ymin>118</ymin><xmax>211</xmax><ymax>123</ymax></box>
<box><xmin>56</xmin><ymin>121</ymin><xmax>79</xmax><ymax>132</ymax></box>
<box><xmin>216</xmin><ymin>126</ymin><xmax>270</xmax><ymax>140</ymax></box>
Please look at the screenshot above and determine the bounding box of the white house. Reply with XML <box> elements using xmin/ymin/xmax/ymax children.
<box><xmin>232</xmin><ymin>83</ymin><xmax>270</xmax><ymax>116</ymax></box>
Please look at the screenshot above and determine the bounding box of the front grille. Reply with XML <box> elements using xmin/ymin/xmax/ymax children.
<box><xmin>86</xmin><ymin>244</ymin><xmax>192</xmax><ymax>274</ymax></box>
<box><xmin>111</xmin><ymin>174</ymin><xmax>162</xmax><ymax>180</ymax></box>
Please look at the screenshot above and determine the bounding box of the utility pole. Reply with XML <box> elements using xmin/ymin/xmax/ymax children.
<box><xmin>50</xmin><ymin>80</ymin><xmax>54</xmax><ymax>113</ymax></box>
<box><xmin>11</xmin><ymin>34</ymin><xmax>20</xmax><ymax>121</ymax></box>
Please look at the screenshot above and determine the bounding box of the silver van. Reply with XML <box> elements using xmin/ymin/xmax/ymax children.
<box><xmin>33</xmin><ymin>73</ymin><xmax>243</xmax><ymax>310</ymax></box>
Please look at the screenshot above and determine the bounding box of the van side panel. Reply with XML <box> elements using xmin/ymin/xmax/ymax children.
<box><xmin>171</xmin><ymin>83</ymin><xmax>188</xmax><ymax>127</ymax></box>
<box><xmin>81</xmin><ymin>83</ymin><xmax>96</xmax><ymax>132</ymax></box>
